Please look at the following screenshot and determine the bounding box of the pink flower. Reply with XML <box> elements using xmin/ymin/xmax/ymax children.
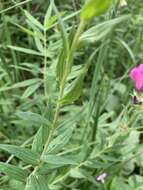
<box><xmin>96</xmin><ymin>172</ymin><xmax>107</xmax><ymax>182</ymax></box>
<box><xmin>130</xmin><ymin>64</ymin><xmax>143</xmax><ymax>91</ymax></box>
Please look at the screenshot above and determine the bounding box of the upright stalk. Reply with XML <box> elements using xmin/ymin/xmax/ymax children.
<box><xmin>43</xmin><ymin>29</ymin><xmax>48</xmax><ymax>100</ymax></box>
<box><xmin>103</xmin><ymin>182</ymin><xmax>107</xmax><ymax>190</ymax></box>
<box><xmin>41</xmin><ymin>20</ymin><xmax>85</xmax><ymax>156</ymax></box>
<box><xmin>29</xmin><ymin>20</ymin><xmax>86</xmax><ymax>177</ymax></box>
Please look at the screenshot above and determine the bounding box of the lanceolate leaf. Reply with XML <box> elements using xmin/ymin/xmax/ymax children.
<box><xmin>25</xmin><ymin>174</ymin><xmax>50</xmax><ymax>190</ymax></box>
<box><xmin>0</xmin><ymin>144</ymin><xmax>39</xmax><ymax>165</ymax></box>
<box><xmin>22</xmin><ymin>81</ymin><xmax>42</xmax><ymax>99</ymax></box>
<box><xmin>10</xmin><ymin>22</ymin><xmax>35</xmax><ymax>36</ymax></box>
<box><xmin>80</xmin><ymin>15</ymin><xmax>130</xmax><ymax>43</ymax></box>
<box><xmin>60</xmin><ymin>59</ymin><xmax>92</xmax><ymax>105</ymax></box>
<box><xmin>34</xmin><ymin>33</ymin><xmax>44</xmax><ymax>53</ymax></box>
<box><xmin>56</xmin><ymin>25</ymin><xmax>76</xmax><ymax>84</ymax></box>
<box><xmin>60</xmin><ymin>47</ymin><xmax>98</xmax><ymax>104</ymax></box>
<box><xmin>16</xmin><ymin>111</ymin><xmax>50</xmax><ymax>126</ymax></box>
<box><xmin>8</xmin><ymin>45</ymin><xmax>44</xmax><ymax>56</ymax></box>
<box><xmin>44</xmin><ymin>0</ymin><xmax>53</xmax><ymax>28</ymax></box>
<box><xmin>0</xmin><ymin>78</ymin><xmax>41</xmax><ymax>92</ymax></box>
<box><xmin>47</xmin><ymin>124</ymin><xmax>76</xmax><ymax>153</ymax></box>
<box><xmin>41</xmin><ymin>154</ymin><xmax>78</xmax><ymax>166</ymax></box>
<box><xmin>32</xmin><ymin>125</ymin><xmax>49</xmax><ymax>154</ymax></box>
<box><xmin>60</xmin><ymin>75</ymin><xmax>84</xmax><ymax>104</ymax></box>
<box><xmin>0</xmin><ymin>162</ymin><xmax>28</xmax><ymax>182</ymax></box>
<box><xmin>56</xmin><ymin>49</ymin><xmax>66</xmax><ymax>84</ymax></box>
<box><xmin>12</xmin><ymin>78</ymin><xmax>41</xmax><ymax>88</ymax></box>
<box><xmin>24</xmin><ymin>10</ymin><xmax>44</xmax><ymax>30</ymax></box>
<box><xmin>52</xmin><ymin>2</ymin><xmax>69</xmax><ymax>55</ymax></box>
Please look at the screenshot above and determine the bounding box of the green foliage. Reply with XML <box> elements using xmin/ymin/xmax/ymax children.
<box><xmin>0</xmin><ymin>162</ymin><xmax>28</xmax><ymax>182</ymax></box>
<box><xmin>0</xmin><ymin>144</ymin><xmax>39</xmax><ymax>165</ymax></box>
<box><xmin>25</xmin><ymin>174</ymin><xmax>49</xmax><ymax>190</ymax></box>
<box><xmin>0</xmin><ymin>0</ymin><xmax>143</xmax><ymax>190</ymax></box>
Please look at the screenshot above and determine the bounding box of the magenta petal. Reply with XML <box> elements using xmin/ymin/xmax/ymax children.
<box><xmin>130</xmin><ymin>68</ymin><xmax>140</xmax><ymax>81</ymax></box>
<box><xmin>138</xmin><ymin>64</ymin><xmax>143</xmax><ymax>73</ymax></box>
<box><xmin>130</xmin><ymin>67</ymin><xmax>143</xmax><ymax>91</ymax></box>
<box><xmin>130</xmin><ymin>64</ymin><xmax>143</xmax><ymax>91</ymax></box>
<box><xmin>135</xmin><ymin>79</ymin><xmax>143</xmax><ymax>91</ymax></box>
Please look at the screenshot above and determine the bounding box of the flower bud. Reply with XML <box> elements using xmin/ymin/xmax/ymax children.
<box><xmin>80</xmin><ymin>0</ymin><xmax>113</xmax><ymax>20</ymax></box>
<box><xmin>130</xmin><ymin>64</ymin><xmax>143</xmax><ymax>92</ymax></box>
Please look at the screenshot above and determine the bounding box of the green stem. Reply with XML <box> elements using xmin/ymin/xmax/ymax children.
<box><xmin>103</xmin><ymin>182</ymin><xmax>107</xmax><ymax>190</ymax></box>
<box><xmin>0</xmin><ymin>0</ymin><xmax>32</xmax><ymax>14</ymax></box>
<box><xmin>44</xmin><ymin>29</ymin><xmax>48</xmax><ymax>100</ymax></box>
<box><xmin>41</xmin><ymin>20</ymin><xmax>85</xmax><ymax>156</ymax></box>
<box><xmin>28</xmin><ymin>20</ymin><xmax>86</xmax><ymax>179</ymax></box>
<box><xmin>41</xmin><ymin>86</ymin><xmax>64</xmax><ymax>156</ymax></box>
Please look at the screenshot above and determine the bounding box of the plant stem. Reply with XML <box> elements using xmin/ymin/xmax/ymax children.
<box><xmin>43</xmin><ymin>29</ymin><xmax>48</xmax><ymax>100</ymax></box>
<box><xmin>41</xmin><ymin>86</ymin><xmax>64</xmax><ymax>156</ymax></box>
<box><xmin>29</xmin><ymin>20</ymin><xmax>86</xmax><ymax>177</ymax></box>
<box><xmin>0</xmin><ymin>0</ymin><xmax>32</xmax><ymax>14</ymax></box>
<box><xmin>41</xmin><ymin>20</ymin><xmax>85</xmax><ymax>156</ymax></box>
<box><xmin>103</xmin><ymin>182</ymin><xmax>107</xmax><ymax>190</ymax></box>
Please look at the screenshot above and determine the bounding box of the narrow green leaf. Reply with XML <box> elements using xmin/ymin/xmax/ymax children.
<box><xmin>32</xmin><ymin>125</ymin><xmax>49</xmax><ymax>154</ymax></box>
<box><xmin>60</xmin><ymin>75</ymin><xmax>84</xmax><ymax>104</ymax></box>
<box><xmin>25</xmin><ymin>19</ymin><xmax>45</xmax><ymax>41</ymax></box>
<box><xmin>13</xmin><ymin>78</ymin><xmax>41</xmax><ymax>88</ymax></box>
<box><xmin>47</xmin><ymin>125</ymin><xmax>75</xmax><ymax>153</ymax></box>
<box><xmin>46</xmin><ymin>11</ymin><xmax>79</xmax><ymax>30</ymax></box>
<box><xmin>70</xmin><ymin>168</ymin><xmax>85</xmax><ymax>179</ymax></box>
<box><xmin>117</xmin><ymin>37</ymin><xmax>136</xmax><ymax>64</ymax></box>
<box><xmin>44</xmin><ymin>0</ymin><xmax>53</xmax><ymax>28</ymax></box>
<box><xmin>56</xmin><ymin>25</ymin><xmax>76</xmax><ymax>84</ymax></box>
<box><xmin>24</xmin><ymin>10</ymin><xmax>44</xmax><ymax>30</ymax></box>
<box><xmin>60</xmin><ymin>51</ymin><xmax>96</xmax><ymax>105</ymax></box>
<box><xmin>80</xmin><ymin>15</ymin><xmax>130</xmax><ymax>43</ymax></box>
<box><xmin>0</xmin><ymin>144</ymin><xmax>39</xmax><ymax>165</ymax></box>
<box><xmin>41</xmin><ymin>154</ymin><xmax>78</xmax><ymax>166</ymax></box>
<box><xmin>16</xmin><ymin>111</ymin><xmax>51</xmax><ymax>126</ymax></box>
<box><xmin>8</xmin><ymin>45</ymin><xmax>43</xmax><ymax>56</ymax></box>
<box><xmin>88</xmin><ymin>42</ymin><xmax>108</xmax><ymax>116</ymax></box>
<box><xmin>0</xmin><ymin>78</ymin><xmax>41</xmax><ymax>93</ymax></box>
<box><xmin>22</xmin><ymin>81</ymin><xmax>42</xmax><ymax>99</ymax></box>
<box><xmin>56</xmin><ymin>49</ymin><xmax>66</xmax><ymax>83</ymax></box>
<box><xmin>0</xmin><ymin>0</ymin><xmax>32</xmax><ymax>14</ymax></box>
<box><xmin>10</xmin><ymin>22</ymin><xmax>35</xmax><ymax>36</ymax></box>
<box><xmin>25</xmin><ymin>174</ymin><xmax>50</xmax><ymax>190</ymax></box>
<box><xmin>68</xmin><ymin>25</ymin><xmax>76</xmax><ymax>47</ymax></box>
<box><xmin>34</xmin><ymin>33</ymin><xmax>44</xmax><ymax>53</ymax></box>
<box><xmin>52</xmin><ymin>2</ymin><xmax>69</xmax><ymax>54</ymax></box>
<box><xmin>0</xmin><ymin>162</ymin><xmax>28</xmax><ymax>182</ymax></box>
